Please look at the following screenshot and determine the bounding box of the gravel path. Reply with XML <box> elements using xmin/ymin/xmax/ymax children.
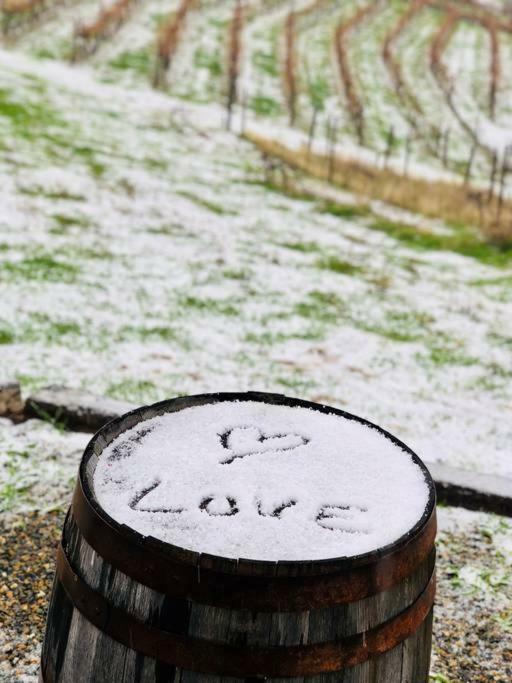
<box><xmin>0</xmin><ymin>507</ymin><xmax>510</xmax><ymax>682</ymax></box>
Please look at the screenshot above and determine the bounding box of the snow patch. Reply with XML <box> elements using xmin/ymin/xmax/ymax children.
<box><xmin>94</xmin><ymin>399</ymin><xmax>431</xmax><ymax>561</ymax></box>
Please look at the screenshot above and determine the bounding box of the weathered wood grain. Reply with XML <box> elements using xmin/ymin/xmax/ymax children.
<box><xmin>41</xmin><ymin>510</ymin><xmax>434</xmax><ymax>681</ymax></box>
<box><xmin>41</xmin><ymin>393</ymin><xmax>435</xmax><ymax>682</ymax></box>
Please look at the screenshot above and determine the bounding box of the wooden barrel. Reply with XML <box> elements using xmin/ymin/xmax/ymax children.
<box><xmin>41</xmin><ymin>392</ymin><xmax>436</xmax><ymax>682</ymax></box>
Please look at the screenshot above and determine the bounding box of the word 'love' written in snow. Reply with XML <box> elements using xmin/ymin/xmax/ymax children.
<box><xmin>218</xmin><ymin>425</ymin><xmax>310</xmax><ymax>464</ymax></box>
<box><xmin>129</xmin><ymin>481</ymin><xmax>369</xmax><ymax>533</ymax></box>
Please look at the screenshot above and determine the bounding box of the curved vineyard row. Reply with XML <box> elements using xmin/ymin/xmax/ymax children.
<box><xmin>334</xmin><ymin>3</ymin><xmax>377</xmax><ymax>144</ymax></box>
<box><xmin>154</xmin><ymin>0</ymin><xmax>196</xmax><ymax>87</ymax></box>
<box><xmin>1</xmin><ymin>0</ymin><xmax>61</xmax><ymax>35</ymax></box>
<box><xmin>72</xmin><ymin>0</ymin><xmax>138</xmax><ymax>59</ymax></box>
<box><xmin>1</xmin><ymin>0</ymin><xmax>512</xmax><ymax>233</ymax></box>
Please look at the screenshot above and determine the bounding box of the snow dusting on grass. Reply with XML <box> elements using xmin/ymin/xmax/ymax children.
<box><xmin>0</xmin><ymin>2</ymin><xmax>511</xmax><ymax>679</ymax></box>
<box><xmin>0</xmin><ymin>27</ymin><xmax>510</xmax><ymax>497</ymax></box>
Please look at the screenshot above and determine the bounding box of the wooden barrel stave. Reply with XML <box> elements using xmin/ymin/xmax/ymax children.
<box><xmin>41</xmin><ymin>508</ymin><xmax>434</xmax><ymax>682</ymax></box>
<box><xmin>41</xmin><ymin>393</ymin><xmax>436</xmax><ymax>682</ymax></box>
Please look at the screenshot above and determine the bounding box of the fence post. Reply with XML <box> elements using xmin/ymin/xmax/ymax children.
<box><xmin>464</xmin><ymin>139</ymin><xmax>477</xmax><ymax>186</ymax></box>
<box><xmin>226</xmin><ymin>0</ymin><xmax>243</xmax><ymax>132</ymax></box>
<box><xmin>442</xmin><ymin>128</ymin><xmax>450</xmax><ymax>168</ymax></box>
<box><xmin>496</xmin><ymin>146</ymin><xmax>510</xmax><ymax>224</ymax></box>
<box><xmin>384</xmin><ymin>125</ymin><xmax>395</xmax><ymax>169</ymax></box>
<box><xmin>488</xmin><ymin>152</ymin><xmax>498</xmax><ymax>201</ymax></box>
<box><xmin>328</xmin><ymin>119</ymin><xmax>337</xmax><ymax>182</ymax></box>
<box><xmin>307</xmin><ymin>107</ymin><xmax>318</xmax><ymax>159</ymax></box>
<box><xmin>240</xmin><ymin>89</ymin><xmax>248</xmax><ymax>136</ymax></box>
<box><xmin>403</xmin><ymin>134</ymin><xmax>412</xmax><ymax>176</ymax></box>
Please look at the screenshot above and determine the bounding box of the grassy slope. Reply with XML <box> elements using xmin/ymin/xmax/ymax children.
<box><xmin>0</xmin><ymin>49</ymin><xmax>510</xmax><ymax>479</ymax></box>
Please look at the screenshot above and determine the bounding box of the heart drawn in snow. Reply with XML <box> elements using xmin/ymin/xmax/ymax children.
<box><xmin>219</xmin><ymin>425</ymin><xmax>310</xmax><ymax>464</ymax></box>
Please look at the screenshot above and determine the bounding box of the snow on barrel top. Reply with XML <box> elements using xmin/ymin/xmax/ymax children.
<box><xmin>94</xmin><ymin>399</ymin><xmax>431</xmax><ymax>561</ymax></box>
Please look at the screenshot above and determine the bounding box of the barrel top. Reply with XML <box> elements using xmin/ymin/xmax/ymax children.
<box><xmin>85</xmin><ymin>393</ymin><xmax>434</xmax><ymax>567</ymax></box>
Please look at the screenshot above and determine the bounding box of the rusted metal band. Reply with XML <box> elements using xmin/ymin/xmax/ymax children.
<box><xmin>56</xmin><ymin>542</ymin><xmax>435</xmax><ymax>677</ymax></box>
<box><xmin>71</xmin><ymin>479</ymin><xmax>437</xmax><ymax>611</ymax></box>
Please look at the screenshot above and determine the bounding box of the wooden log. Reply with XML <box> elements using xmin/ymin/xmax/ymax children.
<box><xmin>0</xmin><ymin>380</ymin><xmax>24</xmax><ymax>418</ymax></box>
<box><xmin>26</xmin><ymin>385</ymin><xmax>136</xmax><ymax>432</ymax></box>
<box><xmin>41</xmin><ymin>392</ymin><xmax>436</xmax><ymax>682</ymax></box>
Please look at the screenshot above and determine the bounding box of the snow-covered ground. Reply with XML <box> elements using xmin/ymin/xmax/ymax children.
<box><xmin>0</xmin><ymin>0</ymin><xmax>512</xmax><ymax>492</ymax></box>
<box><xmin>0</xmin><ymin>33</ymin><xmax>511</xmax><ymax>492</ymax></box>
<box><xmin>0</xmin><ymin>5</ymin><xmax>511</xmax><ymax>681</ymax></box>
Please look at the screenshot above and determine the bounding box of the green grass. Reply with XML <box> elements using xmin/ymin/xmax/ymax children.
<box><xmin>21</xmin><ymin>315</ymin><xmax>82</xmax><ymax>344</ymax></box>
<box><xmin>20</xmin><ymin>187</ymin><xmax>85</xmax><ymax>202</ymax></box>
<box><xmin>106</xmin><ymin>378</ymin><xmax>160</xmax><ymax>403</ymax></box>
<box><xmin>179</xmin><ymin>295</ymin><xmax>239</xmax><ymax>317</ymax></box>
<box><xmin>308</xmin><ymin>75</ymin><xmax>330</xmax><ymax>112</ymax></box>
<box><xmin>1</xmin><ymin>255</ymin><xmax>80</xmax><ymax>283</ymax></box>
<box><xmin>194</xmin><ymin>47</ymin><xmax>222</xmax><ymax>77</ymax></box>
<box><xmin>52</xmin><ymin>213</ymin><xmax>90</xmax><ymax>230</ymax></box>
<box><xmin>316</xmin><ymin>256</ymin><xmax>362</xmax><ymax>276</ymax></box>
<box><xmin>176</xmin><ymin>191</ymin><xmax>236</xmax><ymax>215</ymax></box>
<box><xmin>252</xmin><ymin>23</ymin><xmax>280</xmax><ymax>78</ymax></box>
<box><xmin>72</xmin><ymin>145</ymin><xmax>107</xmax><ymax>178</ymax></box>
<box><xmin>320</xmin><ymin>202</ymin><xmax>370</xmax><ymax>220</ymax></box>
<box><xmin>251</xmin><ymin>95</ymin><xmax>282</xmax><ymax>117</ymax></box>
<box><xmin>252</xmin><ymin>49</ymin><xmax>279</xmax><ymax>77</ymax></box>
<box><xmin>281</xmin><ymin>241</ymin><xmax>320</xmax><ymax>253</ymax></box>
<box><xmin>16</xmin><ymin>373</ymin><xmax>51</xmax><ymax>393</ymax></box>
<box><xmin>418</xmin><ymin>339</ymin><xmax>478</xmax><ymax>367</ymax></box>
<box><xmin>42</xmin><ymin>321</ymin><xmax>81</xmax><ymax>340</ymax></box>
<box><xmin>0</xmin><ymin>86</ymin><xmax>66</xmax><ymax>140</ymax></box>
<box><xmin>109</xmin><ymin>50</ymin><xmax>151</xmax><ymax>76</ymax></box>
<box><xmin>0</xmin><ymin>483</ymin><xmax>31</xmax><ymax>513</ymax></box>
<box><xmin>223</xmin><ymin>268</ymin><xmax>250</xmax><ymax>280</ymax></box>
<box><xmin>245</xmin><ymin>326</ymin><xmax>324</xmax><ymax>345</ymax></box>
<box><xmin>357</xmin><ymin>310</ymin><xmax>433</xmax><ymax>343</ymax></box>
<box><xmin>118</xmin><ymin>325</ymin><xmax>178</xmax><ymax>342</ymax></box>
<box><xmin>488</xmin><ymin>332</ymin><xmax>512</xmax><ymax>348</ymax></box>
<box><xmin>470</xmin><ymin>275</ymin><xmax>512</xmax><ymax>287</ymax></box>
<box><xmin>369</xmin><ymin>217</ymin><xmax>512</xmax><ymax>267</ymax></box>
<box><xmin>0</xmin><ymin>326</ymin><xmax>15</xmax><ymax>344</ymax></box>
<box><xmin>276</xmin><ymin>373</ymin><xmax>316</xmax><ymax>393</ymax></box>
<box><xmin>294</xmin><ymin>290</ymin><xmax>346</xmax><ymax>324</ymax></box>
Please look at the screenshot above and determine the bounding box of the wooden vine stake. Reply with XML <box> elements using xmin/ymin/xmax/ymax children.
<box><xmin>441</xmin><ymin>127</ymin><xmax>450</xmax><ymax>168</ymax></box>
<box><xmin>488</xmin><ymin>151</ymin><xmax>498</xmax><ymax>201</ymax></box>
<box><xmin>307</xmin><ymin>106</ymin><xmax>318</xmax><ymax>159</ymax></box>
<box><xmin>403</xmin><ymin>133</ymin><xmax>413</xmax><ymax>176</ymax></box>
<box><xmin>328</xmin><ymin>118</ymin><xmax>338</xmax><ymax>182</ymax></box>
<box><xmin>153</xmin><ymin>0</ymin><xmax>196</xmax><ymax>88</ymax></box>
<box><xmin>487</xmin><ymin>19</ymin><xmax>500</xmax><ymax>120</ymax></box>
<box><xmin>40</xmin><ymin>393</ymin><xmax>437</xmax><ymax>682</ymax></box>
<box><xmin>226</xmin><ymin>0</ymin><xmax>244</xmax><ymax>131</ymax></box>
<box><xmin>384</xmin><ymin>125</ymin><xmax>395</xmax><ymax>168</ymax></box>
<box><xmin>71</xmin><ymin>0</ymin><xmax>135</xmax><ymax>62</ymax></box>
<box><xmin>496</xmin><ymin>145</ymin><xmax>511</xmax><ymax>225</ymax></box>
<box><xmin>284</xmin><ymin>9</ymin><xmax>297</xmax><ymax>126</ymax></box>
<box><xmin>464</xmin><ymin>139</ymin><xmax>478</xmax><ymax>186</ymax></box>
